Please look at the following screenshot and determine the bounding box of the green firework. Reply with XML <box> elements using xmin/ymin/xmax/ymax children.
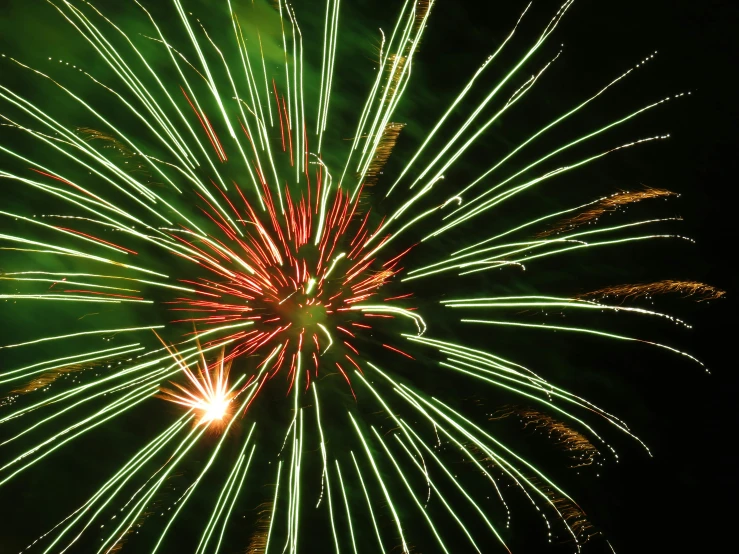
<box><xmin>0</xmin><ymin>1</ymin><xmax>719</xmax><ymax>553</ymax></box>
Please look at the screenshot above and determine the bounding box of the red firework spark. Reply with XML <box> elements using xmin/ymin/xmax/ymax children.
<box><xmin>165</xmin><ymin>152</ymin><xmax>414</xmax><ymax>398</ymax></box>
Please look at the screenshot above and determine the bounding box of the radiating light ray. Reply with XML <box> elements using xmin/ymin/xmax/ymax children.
<box><xmin>371</xmin><ymin>426</ymin><xmax>451</xmax><ymax>553</ymax></box>
<box><xmin>195</xmin><ymin>435</ymin><xmax>255</xmax><ymax>554</ymax></box>
<box><xmin>456</xmin><ymin>55</ymin><xmax>663</xmax><ymax>204</ymax></box>
<box><xmin>363</xmin><ymin>362</ymin><xmax>511</xmax><ymax>546</ymax></box>
<box><xmin>0</xmin><ymin>348</ymin><xmax>147</xmax><ymax>446</ymax></box>
<box><xmin>371</xmin><ymin>361</ymin><xmax>581</xmax><ymax>547</ymax></box>
<box><xmin>426</xmin><ymin>133</ymin><xmax>673</xmax><ymax>243</ymax></box>
<box><xmin>350</xmin><ymin>450</ymin><xmax>384</xmax><ymax>553</ymax></box>
<box><xmin>402</xmin><ymin>333</ymin><xmax>640</xmax><ymax>449</ymax></box>
<box><xmin>338</xmin><ymin>0</ymin><xmax>414</xmax><ymax>191</ymax></box>
<box><xmin>386</xmin><ymin>2</ymin><xmax>532</xmax><ymax>197</ymax></box>
<box><xmin>100</xmin><ymin>422</ymin><xmax>210</xmax><ymax>554</ymax></box>
<box><xmin>350</xmin><ymin>0</ymin><xmax>435</xmax><ymax>202</ymax></box>
<box><xmin>0</xmin><ymin>343</ymin><xmax>141</xmax><ymax>387</ymax></box>
<box><xmin>150</xmin><ymin>407</ymin><xmax>255</xmax><ymax>554</ymax></box>
<box><xmin>405</xmin><ymin>223</ymin><xmax>685</xmax><ymax>282</ymax></box>
<box><xmin>33</xmin><ymin>414</ymin><xmax>192</xmax><ymax>554</ymax></box>
<box><xmin>442</xmin><ymin>295</ymin><xmax>692</xmax><ymax>328</ymax></box>
<box><xmin>349</xmin><ymin>411</ymin><xmax>409</xmax><ymax>554</ymax></box>
<box><xmin>354</xmin><ymin>370</ymin><xmax>432</xmax><ymax>502</ymax></box>
<box><xmin>0</xmin><ymin>51</ymin><xmax>212</xmax><ymax>232</ymax></box>
<box><xmin>312</xmin><ymin>383</ymin><xmax>341</xmax><ymax>554</ymax></box>
<box><xmin>399</xmin><ymin>420</ymin><xmax>510</xmax><ymax>546</ymax></box>
<box><xmin>0</xmin><ymin>383</ymin><xmax>157</xmax><ymax>487</ymax></box>
<box><xmin>214</xmin><ymin>444</ymin><xmax>256</xmax><ymax>554</ymax></box>
<box><xmin>0</xmin><ymin>339</ymin><xmax>229</xmax><ymax>427</ymax></box>
<box><xmin>461</xmin><ymin>319</ymin><xmax>707</xmax><ymax>370</ymax></box>
<box><xmin>264</xmin><ymin>462</ymin><xmax>283</xmax><ymax>554</ymax></box>
<box><xmin>363</xmin><ymin>1</ymin><xmax>573</xmax><ymax>243</ymax></box>
<box><xmin>0</xmin><ymin>272</ymin><xmax>200</xmax><ymax>293</ymax></box>
<box><xmin>335</xmin><ymin>460</ymin><xmax>358</xmax><ymax>554</ymax></box>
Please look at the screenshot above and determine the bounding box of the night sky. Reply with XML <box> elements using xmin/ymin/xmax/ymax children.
<box><xmin>0</xmin><ymin>0</ymin><xmax>736</xmax><ymax>553</ymax></box>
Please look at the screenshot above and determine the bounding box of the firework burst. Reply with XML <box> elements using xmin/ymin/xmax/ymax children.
<box><xmin>155</xmin><ymin>337</ymin><xmax>239</xmax><ymax>426</ymax></box>
<box><xmin>0</xmin><ymin>0</ymin><xmax>720</xmax><ymax>552</ymax></box>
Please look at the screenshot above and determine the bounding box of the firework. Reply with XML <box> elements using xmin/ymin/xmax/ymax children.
<box><xmin>0</xmin><ymin>0</ymin><xmax>719</xmax><ymax>552</ymax></box>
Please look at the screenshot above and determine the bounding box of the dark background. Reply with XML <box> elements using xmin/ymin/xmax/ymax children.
<box><xmin>0</xmin><ymin>0</ymin><xmax>737</xmax><ymax>552</ymax></box>
<box><xmin>422</xmin><ymin>0</ymin><xmax>737</xmax><ymax>552</ymax></box>
<box><xmin>434</xmin><ymin>0</ymin><xmax>737</xmax><ymax>552</ymax></box>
